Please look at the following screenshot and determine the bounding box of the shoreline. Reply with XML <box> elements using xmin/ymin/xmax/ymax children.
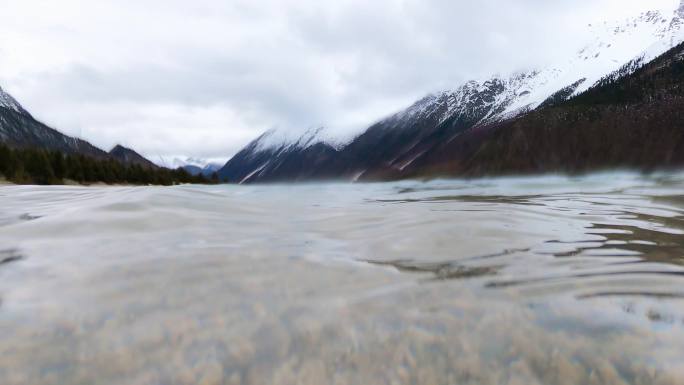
<box><xmin>0</xmin><ymin>178</ymin><xmax>205</xmax><ymax>187</ymax></box>
<box><xmin>2</xmin><ymin>168</ymin><xmax>684</xmax><ymax>187</ymax></box>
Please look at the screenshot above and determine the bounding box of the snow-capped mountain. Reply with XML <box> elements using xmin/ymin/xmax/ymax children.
<box><xmin>500</xmin><ymin>2</ymin><xmax>684</xmax><ymax>115</ymax></box>
<box><xmin>171</xmin><ymin>157</ymin><xmax>222</xmax><ymax>177</ymax></box>
<box><xmin>218</xmin><ymin>1</ymin><xmax>684</xmax><ymax>183</ymax></box>
<box><xmin>218</xmin><ymin>127</ymin><xmax>340</xmax><ymax>183</ymax></box>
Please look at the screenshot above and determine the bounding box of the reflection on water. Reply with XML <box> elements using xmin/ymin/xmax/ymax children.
<box><xmin>0</xmin><ymin>172</ymin><xmax>683</xmax><ymax>384</ymax></box>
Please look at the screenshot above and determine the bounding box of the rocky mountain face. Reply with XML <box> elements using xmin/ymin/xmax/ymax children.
<box><xmin>0</xmin><ymin>86</ymin><xmax>30</xmax><ymax>116</ymax></box>
<box><xmin>218</xmin><ymin>1</ymin><xmax>684</xmax><ymax>183</ymax></box>
<box><xmin>109</xmin><ymin>145</ymin><xmax>159</xmax><ymax>170</ymax></box>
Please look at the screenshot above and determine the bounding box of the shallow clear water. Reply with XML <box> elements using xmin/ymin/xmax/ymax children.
<box><xmin>1</xmin><ymin>173</ymin><xmax>684</xmax><ymax>385</ymax></box>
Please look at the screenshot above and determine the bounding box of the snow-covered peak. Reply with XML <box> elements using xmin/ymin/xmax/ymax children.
<box><xmin>581</xmin><ymin>4</ymin><xmax>683</xmax><ymax>59</ymax></box>
<box><xmin>246</xmin><ymin>126</ymin><xmax>342</xmax><ymax>155</ymax></box>
<box><xmin>383</xmin><ymin>71</ymin><xmax>541</xmax><ymax>129</ymax></box>
<box><xmin>0</xmin><ymin>86</ymin><xmax>29</xmax><ymax>116</ymax></box>
<box><xmin>498</xmin><ymin>1</ymin><xmax>684</xmax><ymax>117</ymax></box>
<box><xmin>169</xmin><ymin>157</ymin><xmax>222</xmax><ymax>176</ymax></box>
<box><xmin>172</xmin><ymin>157</ymin><xmax>219</xmax><ymax>169</ymax></box>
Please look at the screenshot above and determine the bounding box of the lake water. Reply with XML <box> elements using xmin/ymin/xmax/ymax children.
<box><xmin>1</xmin><ymin>173</ymin><xmax>683</xmax><ymax>385</ymax></box>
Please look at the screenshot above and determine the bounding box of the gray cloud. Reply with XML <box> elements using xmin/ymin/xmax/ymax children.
<box><xmin>0</xmin><ymin>0</ymin><xmax>676</xmax><ymax>161</ymax></box>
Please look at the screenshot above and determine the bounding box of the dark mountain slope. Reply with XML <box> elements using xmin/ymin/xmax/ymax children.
<box><xmin>182</xmin><ymin>164</ymin><xmax>203</xmax><ymax>176</ymax></box>
<box><xmin>0</xmin><ymin>106</ymin><xmax>108</xmax><ymax>159</ymax></box>
<box><xmin>109</xmin><ymin>145</ymin><xmax>159</xmax><ymax>170</ymax></box>
<box><xmin>219</xmin><ymin>141</ymin><xmax>341</xmax><ymax>183</ymax></box>
<box><xmin>334</xmin><ymin>77</ymin><xmax>532</xmax><ymax>181</ymax></box>
<box><xmin>182</xmin><ymin>164</ymin><xmax>221</xmax><ymax>177</ymax></box>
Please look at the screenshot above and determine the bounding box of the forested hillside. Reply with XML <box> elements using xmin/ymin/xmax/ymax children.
<box><xmin>0</xmin><ymin>144</ymin><xmax>217</xmax><ymax>185</ymax></box>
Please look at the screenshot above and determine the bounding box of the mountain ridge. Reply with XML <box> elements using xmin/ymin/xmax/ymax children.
<box><xmin>109</xmin><ymin>145</ymin><xmax>159</xmax><ymax>170</ymax></box>
<box><xmin>447</xmin><ymin>41</ymin><xmax>684</xmax><ymax>177</ymax></box>
<box><xmin>0</xmin><ymin>102</ymin><xmax>109</xmax><ymax>159</ymax></box>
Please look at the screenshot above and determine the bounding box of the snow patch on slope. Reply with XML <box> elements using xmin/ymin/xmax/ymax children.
<box><xmin>244</xmin><ymin>125</ymin><xmax>353</xmax><ymax>158</ymax></box>
<box><xmin>239</xmin><ymin>162</ymin><xmax>269</xmax><ymax>184</ymax></box>
<box><xmin>387</xmin><ymin>2</ymin><xmax>684</xmax><ymax>127</ymax></box>
<box><xmin>253</xmin><ymin>127</ymin><xmax>327</xmax><ymax>153</ymax></box>
<box><xmin>0</xmin><ymin>86</ymin><xmax>29</xmax><ymax>116</ymax></box>
<box><xmin>502</xmin><ymin>3</ymin><xmax>684</xmax><ymax>116</ymax></box>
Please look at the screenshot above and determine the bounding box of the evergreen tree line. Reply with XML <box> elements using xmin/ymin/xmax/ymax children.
<box><xmin>0</xmin><ymin>144</ymin><xmax>220</xmax><ymax>185</ymax></box>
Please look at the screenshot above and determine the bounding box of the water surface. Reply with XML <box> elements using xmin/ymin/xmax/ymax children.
<box><xmin>1</xmin><ymin>173</ymin><xmax>684</xmax><ymax>384</ymax></box>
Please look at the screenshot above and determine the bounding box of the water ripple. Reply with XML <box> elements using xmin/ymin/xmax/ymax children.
<box><xmin>0</xmin><ymin>172</ymin><xmax>684</xmax><ymax>384</ymax></box>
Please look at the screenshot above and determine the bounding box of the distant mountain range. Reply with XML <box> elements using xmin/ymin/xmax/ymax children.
<box><xmin>218</xmin><ymin>1</ymin><xmax>684</xmax><ymax>183</ymax></box>
<box><xmin>170</xmin><ymin>158</ymin><xmax>222</xmax><ymax>177</ymax></box>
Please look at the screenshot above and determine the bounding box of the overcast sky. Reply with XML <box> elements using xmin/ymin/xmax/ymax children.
<box><xmin>0</xmin><ymin>0</ymin><xmax>676</xmax><ymax>163</ymax></box>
